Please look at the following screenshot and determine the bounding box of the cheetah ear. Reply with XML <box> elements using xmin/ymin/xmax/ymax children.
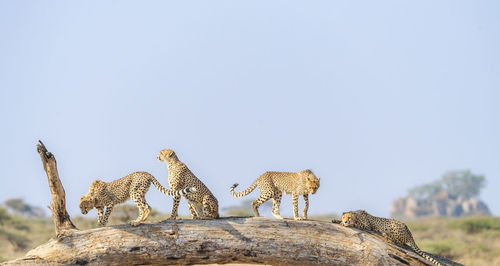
<box><xmin>80</xmin><ymin>195</ymin><xmax>90</xmax><ymax>202</ymax></box>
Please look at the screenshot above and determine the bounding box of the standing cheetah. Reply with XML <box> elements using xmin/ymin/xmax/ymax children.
<box><xmin>157</xmin><ymin>149</ymin><xmax>219</xmax><ymax>219</ymax></box>
<box><xmin>79</xmin><ymin>171</ymin><xmax>195</xmax><ymax>226</ymax></box>
<box><xmin>341</xmin><ymin>210</ymin><xmax>442</xmax><ymax>266</ymax></box>
<box><xmin>230</xmin><ymin>170</ymin><xmax>320</xmax><ymax>220</ymax></box>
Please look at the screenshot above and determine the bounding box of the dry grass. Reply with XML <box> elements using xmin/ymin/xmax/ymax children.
<box><xmin>406</xmin><ymin>216</ymin><xmax>500</xmax><ymax>266</ymax></box>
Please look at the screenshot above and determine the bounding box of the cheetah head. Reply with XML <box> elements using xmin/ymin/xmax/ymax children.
<box><xmin>157</xmin><ymin>149</ymin><xmax>178</xmax><ymax>162</ymax></box>
<box><xmin>79</xmin><ymin>195</ymin><xmax>95</xmax><ymax>215</ymax></box>
<box><xmin>341</xmin><ymin>212</ymin><xmax>356</xmax><ymax>227</ymax></box>
<box><xmin>301</xmin><ymin>169</ymin><xmax>320</xmax><ymax>194</ymax></box>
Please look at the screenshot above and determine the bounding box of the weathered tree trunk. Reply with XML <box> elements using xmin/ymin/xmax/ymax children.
<box><xmin>36</xmin><ymin>140</ymin><xmax>77</xmax><ymax>237</ymax></box>
<box><xmin>2</xmin><ymin>141</ymin><xmax>460</xmax><ymax>266</ymax></box>
<box><xmin>4</xmin><ymin>217</ymin><xmax>459</xmax><ymax>266</ymax></box>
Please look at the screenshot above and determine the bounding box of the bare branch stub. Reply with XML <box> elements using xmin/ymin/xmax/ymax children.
<box><xmin>36</xmin><ymin>140</ymin><xmax>77</xmax><ymax>237</ymax></box>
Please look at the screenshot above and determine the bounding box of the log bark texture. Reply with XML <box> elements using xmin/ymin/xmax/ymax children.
<box><xmin>36</xmin><ymin>140</ymin><xmax>77</xmax><ymax>236</ymax></box>
<box><xmin>4</xmin><ymin>217</ymin><xmax>458</xmax><ymax>265</ymax></box>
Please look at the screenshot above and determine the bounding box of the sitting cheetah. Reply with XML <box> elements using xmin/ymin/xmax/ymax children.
<box><xmin>230</xmin><ymin>170</ymin><xmax>320</xmax><ymax>220</ymax></box>
<box><xmin>79</xmin><ymin>171</ymin><xmax>195</xmax><ymax>226</ymax></box>
<box><xmin>341</xmin><ymin>210</ymin><xmax>442</xmax><ymax>266</ymax></box>
<box><xmin>157</xmin><ymin>149</ymin><xmax>219</xmax><ymax>219</ymax></box>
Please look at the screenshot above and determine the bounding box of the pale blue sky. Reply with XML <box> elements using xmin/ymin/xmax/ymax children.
<box><xmin>0</xmin><ymin>1</ymin><xmax>499</xmax><ymax>218</ymax></box>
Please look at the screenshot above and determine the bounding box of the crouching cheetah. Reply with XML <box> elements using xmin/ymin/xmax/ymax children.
<box><xmin>79</xmin><ymin>171</ymin><xmax>195</xmax><ymax>226</ymax></box>
<box><xmin>157</xmin><ymin>149</ymin><xmax>219</xmax><ymax>219</ymax></box>
<box><xmin>230</xmin><ymin>170</ymin><xmax>320</xmax><ymax>220</ymax></box>
<box><xmin>341</xmin><ymin>210</ymin><xmax>442</xmax><ymax>266</ymax></box>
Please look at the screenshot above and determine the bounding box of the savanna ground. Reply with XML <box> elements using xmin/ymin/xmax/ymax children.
<box><xmin>0</xmin><ymin>205</ymin><xmax>499</xmax><ymax>266</ymax></box>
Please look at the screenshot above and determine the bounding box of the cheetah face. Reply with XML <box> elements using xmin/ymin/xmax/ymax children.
<box><xmin>302</xmin><ymin>170</ymin><xmax>320</xmax><ymax>194</ymax></box>
<box><xmin>341</xmin><ymin>212</ymin><xmax>356</xmax><ymax>227</ymax></box>
<box><xmin>307</xmin><ymin>178</ymin><xmax>320</xmax><ymax>194</ymax></box>
<box><xmin>157</xmin><ymin>149</ymin><xmax>176</xmax><ymax>162</ymax></box>
<box><xmin>79</xmin><ymin>196</ymin><xmax>94</xmax><ymax>215</ymax></box>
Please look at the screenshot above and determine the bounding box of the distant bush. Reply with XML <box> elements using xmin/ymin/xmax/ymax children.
<box><xmin>409</xmin><ymin>170</ymin><xmax>486</xmax><ymax>200</ymax></box>
<box><xmin>425</xmin><ymin>241</ymin><xmax>455</xmax><ymax>258</ymax></box>
<box><xmin>406</xmin><ymin>222</ymin><xmax>430</xmax><ymax>232</ymax></box>
<box><xmin>450</xmin><ymin>217</ymin><xmax>500</xmax><ymax>234</ymax></box>
<box><xmin>0</xmin><ymin>207</ymin><xmax>10</xmax><ymax>225</ymax></box>
<box><xmin>0</xmin><ymin>228</ymin><xmax>29</xmax><ymax>250</ymax></box>
<box><xmin>223</xmin><ymin>199</ymin><xmax>271</xmax><ymax>217</ymax></box>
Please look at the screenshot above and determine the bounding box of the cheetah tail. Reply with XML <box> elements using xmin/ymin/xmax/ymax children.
<box><xmin>409</xmin><ymin>241</ymin><xmax>442</xmax><ymax>266</ymax></box>
<box><xmin>150</xmin><ymin>176</ymin><xmax>195</xmax><ymax>197</ymax></box>
<box><xmin>230</xmin><ymin>181</ymin><xmax>257</xmax><ymax>198</ymax></box>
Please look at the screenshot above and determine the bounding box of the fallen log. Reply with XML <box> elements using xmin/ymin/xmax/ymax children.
<box><xmin>2</xmin><ymin>217</ymin><xmax>458</xmax><ymax>265</ymax></box>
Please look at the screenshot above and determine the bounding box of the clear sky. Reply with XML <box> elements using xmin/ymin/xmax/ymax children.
<box><xmin>0</xmin><ymin>1</ymin><xmax>499</xmax><ymax>218</ymax></box>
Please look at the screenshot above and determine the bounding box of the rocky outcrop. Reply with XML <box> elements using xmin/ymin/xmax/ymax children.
<box><xmin>391</xmin><ymin>191</ymin><xmax>490</xmax><ymax>218</ymax></box>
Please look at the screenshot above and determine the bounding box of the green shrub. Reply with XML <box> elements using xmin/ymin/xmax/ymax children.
<box><xmin>407</xmin><ymin>222</ymin><xmax>430</xmax><ymax>232</ymax></box>
<box><xmin>0</xmin><ymin>207</ymin><xmax>10</xmax><ymax>225</ymax></box>
<box><xmin>0</xmin><ymin>228</ymin><xmax>29</xmax><ymax>250</ymax></box>
<box><xmin>422</xmin><ymin>240</ymin><xmax>460</xmax><ymax>259</ymax></box>
<box><xmin>450</xmin><ymin>217</ymin><xmax>500</xmax><ymax>234</ymax></box>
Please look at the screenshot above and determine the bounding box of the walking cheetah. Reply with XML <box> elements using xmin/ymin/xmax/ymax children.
<box><xmin>230</xmin><ymin>170</ymin><xmax>320</xmax><ymax>220</ymax></box>
<box><xmin>79</xmin><ymin>171</ymin><xmax>195</xmax><ymax>226</ymax></box>
<box><xmin>341</xmin><ymin>210</ymin><xmax>442</xmax><ymax>266</ymax></box>
<box><xmin>157</xmin><ymin>149</ymin><xmax>219</xmax><ymax>219</ymax></box>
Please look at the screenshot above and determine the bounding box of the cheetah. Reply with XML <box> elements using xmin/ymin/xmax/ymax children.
<box><xmin>341</xmin><ymin>210</ymin><xmax>442</xmax><ymax>266</ymax></box>
<box><xmin>230</xmin><ymin>170</ymin><xmax>320</xmax><ymax>220</ymax></box>
<box><xmin>157</xmin><ymin>149</ymin><xmax>219</xmax><ymax>219</ymax></box>
<box><xmin>79</xmin><ymin>171</ymin><xmax>195</xmax><ymax>226</ymax></box>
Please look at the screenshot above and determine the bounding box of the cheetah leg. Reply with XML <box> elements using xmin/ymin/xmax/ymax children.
<box><xmin>187</xmin><ymin>201</ymin><xmax>199</xmax><ymax>219</ymax></box>
<box><xmin>251</xmin><ymin>193</ymin><xmax>271</xmax><ymax>218</ymax></box>
<box><xmin>131</xmin><ymin>193</ymin><xmax>151</xmax><ymax>226</ymax></box>
<box><xmin>100</xmin><ymin>205</ymin><xmax>113</xmax><ymax>226</ymax></box>
<box><xmin>190</xmin><ymin>201</ymin><xmax>205</xmax><ymax>219</ymax></box>
<box><xmin>271</xmin><ymin>193</ymin><xmax>283</xmax><ymax>219</ymax></box>
<box><xmin>201</xmin><ymin>196</ymin><xmax>218</xmax><ymax>219</ymax></box>
<box><xmin>381</xmin><ymin>232</ymin><xmax>397</xmax><ymax>245</ymax></box>
<box><xmin>96</xmin><ymin>207</ymin><xmax>104</xmax><ymax>225</ymax></box>
<box><xmin>302</xmin><ymin>194</ymin><xmax>309</xmax><ymax>220</ymax></box>
<box><xmin>169</xmin><ymin>195</ymin><xmax>181</xmax><ymax>220</ymax></box>
<box><xmin>292</xmin><ymin>194</ymin><xmax>303</xmax><ymax>220</ymax></box>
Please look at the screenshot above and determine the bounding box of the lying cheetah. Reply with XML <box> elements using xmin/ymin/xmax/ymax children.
<box><xmin>341</xmin><ymin>210</ymin><xmax>442</xmax><ymax>266</ymax></box>
<box><xmin>79</xmin><ymin>171</ymin><xmax>195</xmax><ymax>226</ymax></box>
<box><xmin>157</xmin><ymin>149</ymin><xmax>219</xmax><ymax>219</ymax></box>
<box><xmin>230</xmin><ymin>170</ymin><xmax>320</xmax><ymax>220</ymax></box>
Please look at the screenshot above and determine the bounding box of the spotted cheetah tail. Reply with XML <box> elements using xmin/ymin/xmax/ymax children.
<box><xmin>150</xmin><ymin>176</ymin><xmax>195</xmax><ymax>197</ymax></box>
<box><xmin>180</xmin><ymin>187</ymin><xmax>197</xmax><ymax>196</ymax></box>
<box><xmin>410</xmin><ymin>241</ymin><xmax>442</xmax><ymax>266</ymax></box>
<box><xmin>230</xmin><ymin>182</ymin><xmax>257</xmax><ymax>198</ymax></box>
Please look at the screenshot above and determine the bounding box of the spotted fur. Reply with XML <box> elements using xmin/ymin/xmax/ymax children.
<box><xmin>341</xmin><ymin>210</ymin><xmax>442</xmax><ymax>266</ymax></box>
<box><xmin>157</xmin><ymin>149</ymin><xmax>219</xmax><ymax>219</ymax></box>
<box><xmin>230</xmin><ymin>170</ymin><xmax>320</xmax><ymax>220</ymax></box>
<box><xmin>79</xmin><ymin>171</ymin><xmax>195</xmax><ymax>226</ymax></box>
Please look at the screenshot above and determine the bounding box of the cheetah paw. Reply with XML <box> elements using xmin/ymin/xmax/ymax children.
<box><xmin>294</xmin><ymin>217</ymin><xmax>305</xmax><ymax>221</ymax></box>
<box><xmin>130</xmin><ymin>220</ymin><xmax>141</xmax><ymax>226</ymax></box>
<box><xmin>272</xmin><ymin>214</ymin><xmax>284</xmax><ymax>219</ymax></box>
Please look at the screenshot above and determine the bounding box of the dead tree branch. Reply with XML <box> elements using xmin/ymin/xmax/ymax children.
<box><xmin>36</xmin><ymin>140</ymin><xmax>77</xmax><ymax>237</ymax></box>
